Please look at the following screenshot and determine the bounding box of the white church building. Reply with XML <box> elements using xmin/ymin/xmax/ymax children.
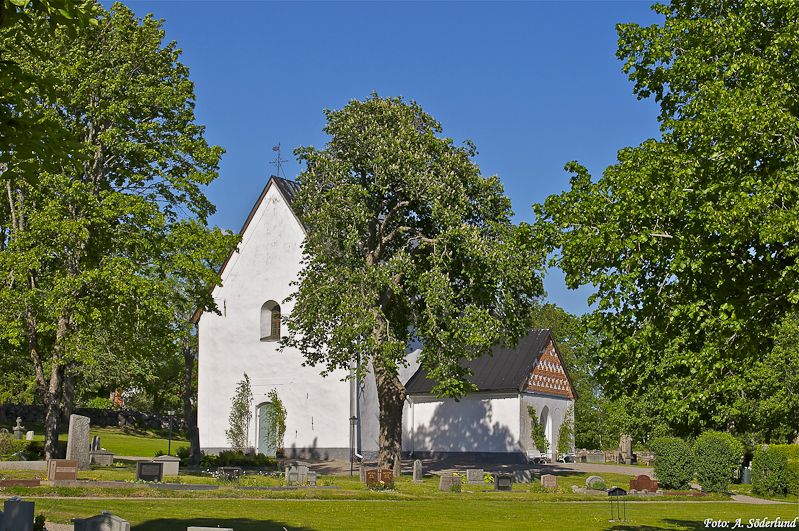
<box><xmin>194</xmin><ymin>176</ymin><xmax>576</xmax><ymax>463</ymax></box>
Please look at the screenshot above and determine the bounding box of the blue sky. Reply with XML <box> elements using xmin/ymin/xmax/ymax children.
<box><xmin>112</xmin><ymin>1</ymin><xmax>664</xmax><ymax>316</ymax></box>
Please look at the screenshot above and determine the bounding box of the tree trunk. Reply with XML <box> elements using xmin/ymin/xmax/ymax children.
<box><xmin>61</xmin><ymin>361</ymin><xmax>77</xmax><ymax>423</ymax></box>
<box><xmin>182</xmin><ymin>328</ymin><xmax>194</xmax><ymax>428</ymax></box>
<box><xmin>374</xmin><ymin>364</ymin><xmax>406</xmax><ymax>478</ymax></box>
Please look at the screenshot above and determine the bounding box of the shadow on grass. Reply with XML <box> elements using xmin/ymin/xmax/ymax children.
<box><xmin>133</xmin><ymin>518</ymin><xmax>317</xmax><ymax>531</ymax></box>
<box><xmin>605</xmin><ymin>519</ymin><xmax>704</xmax><ymax>530</ymax></box>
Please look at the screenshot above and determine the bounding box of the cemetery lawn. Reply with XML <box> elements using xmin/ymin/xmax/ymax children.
<box><xmin>0</xmin><ymin>422</ymin><xmax>188</xmax><ymax>457</ymax></box>
<box><xmin>29</xmin><ymin>497</ymin><xmax>799</xmax><ymax>530</ymax></box>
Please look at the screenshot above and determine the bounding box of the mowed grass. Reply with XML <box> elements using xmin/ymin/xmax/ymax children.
<box><xmin>0</xmin><ymin>422</ymin><xmax>188</xmax><ymax>457</ymax></box>
<box><xmin>31</xmin><ymin>498</ymin><xmax>799</xmax><ymax>531</ymax></box>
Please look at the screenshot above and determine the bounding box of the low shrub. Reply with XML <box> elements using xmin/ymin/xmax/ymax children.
<box><xmin>693</xmin><ymin>431</ymin><xmax>743</xmax><ymax>493</ymax></box>
<box><xmin>751</xmin><ymin>447</ymin><xmax>788</xmax><ymax>497</ymax></box>
<box><xmin>650</xmin><ymin>436</ymin><xmax>694</xmax><ymax>490</ymax></box>
<box><xmin>199</xmin><ymin>450</ymin><xmax>277</xmax><ymax>468</ymax></box>
<box><xmin>25</xmin><ymin>441</ymin><xmax>45</xmax><ymax>461</ymax></box>
<box><xmin>0</xmin><ymin>432</ymin><xmax>27</xmax><ymax>460</ymax></box>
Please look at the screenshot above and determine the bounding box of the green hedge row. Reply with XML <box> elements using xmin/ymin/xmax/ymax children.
<box><xmin>650</xmin><ymin>432</ymin><xmax>743</xmax><ymax>493</ymax></box>
<box><xmin>752</xmin><ymin>445</ymin><xmax>798</xmax><ymax>497</ymax></box>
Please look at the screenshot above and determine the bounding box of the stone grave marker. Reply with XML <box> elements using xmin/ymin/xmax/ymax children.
<box><xmin>72</xmin><ymin>512</ymin><xmax>131</xmax><ymax>531</ymax></box>
<box><xmin>13</xmin><ymin>417</ymin><xmax>24</xmax><ymax>440</ymax></box>
<box><xmin>136</xmin><ymin>461</ymin><xmax>164</xmax><ymax>482</ymax></box>
<box><xmin>0</xmin><ymin>508</ymin><xmax>3</xmax><ymax>531</ymax></box>
<box><xmin>359</xmin><ymin>464</ymin><xmax>366</xmax><ymax>483</ymax></box>
<box><xmin>630</xmin><ymin>474</ymin><xmax>658</xmax><ymax>492</ymax></box>
<box><xmin>412</xmin><ymin>460</ymin><xmax>423</xmax><ymax>483</ymax></box>
<box><xmin>25</xmin><ymin>431</ymin><xmax>34</xmax><ymax>441</ymax></box>
<box><xmin>513</xmin><ymin>470</ymin><xmax>531</xmax><ymax>484</ymax></box>
<box><xmin>620</xmin><ymin>434</ymin><xmax>633</xmax><ymax>457</ymax></box>
<box><xmin>47</xmin><ymin>459</ymin><xmax>78</xmax><ymax>481</ymax></box>
<box><xmin>465</xmin><ymin>468</ymin><xmax>483</xmax><ymax>484</ymax></box>
<box><xmin>438</xmin><ymin>475</ymin><xmax>462</xmax><ymax>492</ymax></box>
<box><xmin>364</xmin><ymin>469</ymin><xmax>379</xmax><ymax>487</ymax></box>
<box><xmin>66</xmin><ymin>414</ymin><xmax>92</xmax><ymax>471</ymax></box>
<box><xmin>91</xmin><ymin>435</ymin><xmax>101</xmax><ymax>452</ymax></box>
<box><xmin>586</xmin><ymin>451</ymin><xmax>604</xmax><ymax>463</ymax></box>
<box><xmin>154</xmin><ymin>454</ymin><xmax>180</xmax><ymax>476</ymax></box>
<box><xmin>493</xmin><ymin>473</ymin><xmax>513</xmax><ymax>491</ymax></box>
<box><xmin>218</xmin><ymin>467</ymin><xmax>242</xmax><ymax>481</ymax></box>
<box><xmin>90</xmin><ymin>450</ymin><xmax>115</xmax><ymax>466</ymax></box>
<box><xmin>379</xmin><ymin>469</ymin><xmax>393</xmax><ymax>486</ymax></box>
<box><xmin>541</xmin><ymin>474</ymin><xmax>558</xmax><ymax>489</ymax></box>
<box><xmin>4</xmin><ymin>498</ymin><xmax>35</xmax><ymax>531</ymax></box>
<box><xmin>586</xmin><ymin>475</ymin><xmax>605</xmax><ymax>489</ymax></box>
<box><xmin>307</xmin><ymin>471</ymin><xmax>317</xmax><ymax>487</ymax></box>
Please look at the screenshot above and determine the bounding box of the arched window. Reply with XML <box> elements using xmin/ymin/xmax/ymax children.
<box><xmin>260</xmin><ymin>301</ymin><xmax>281</xmax><ymax>340</ymax></box>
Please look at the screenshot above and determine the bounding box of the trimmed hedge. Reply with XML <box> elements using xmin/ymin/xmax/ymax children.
<box><xmin>693</xmin><ymin>431</ymin><xmax>743</xmax><ymax>493</ymax></box>
<box><xmin>650</xmin><ymin>436</ymin><xmax>694</xmax><ymax>490</ymax></box>
<box><xmin>752</xmin><ymin>447</ymin><xmax>788</xmax><ymax>497</ymax></box>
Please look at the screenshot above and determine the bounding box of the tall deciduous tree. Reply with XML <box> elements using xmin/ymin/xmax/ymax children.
<box><xmin>534</xmin><ymin>1</ymin><xmax>799</xmax><ymax>419</ymax></box>
<box><xmin>284</xmin><ymin>94</ymin><xmax>543</xmax><ymax>474</ymax></box>
<box><xmin>0</xmin><ymin>3</ymin><xmax>236</xmax><ymax>458</ymax></box>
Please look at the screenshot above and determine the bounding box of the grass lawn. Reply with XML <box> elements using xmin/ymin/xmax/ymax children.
<box><xmin>30</xmin><ymin>498</ymin><xmax>799</xmax><ymax>530</ymax></box>
<box><xmin>0</xmin><ymin>421</ymin><xmax>188</xmax><ymax>457</ymax></box>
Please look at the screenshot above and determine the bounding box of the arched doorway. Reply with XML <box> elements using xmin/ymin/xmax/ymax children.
<box><xmin>540</xmin><ymin>406</ymin><xmax>552</xmax><ymax>459</ymax></box>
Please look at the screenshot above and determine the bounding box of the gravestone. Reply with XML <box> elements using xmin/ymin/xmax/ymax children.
<box><xmin>307</xmin><ymin>471</ymin><xmax>317</xmax><ymax>487</ymax></box>
<box><xmin>364</xmin><ymin>469</ymin><xmax>379</xmax><ymax>487</ymax></box>
<box><xmin>630</xmin><ymin>474</ymin><xmax>658</xmax><ymax>492</ymax></box>
<box><xmin>438</xmin><ymin>475</ymin><xmax>462</xmax><ymax>492</ymax></box>
<box><xmin>586</xmin><ymin>475</ymin><xmax>605</xmax><ymax>489</ymax></box>
<box><xmin>620</xmin><ymin>434</ymin><xmax>633</xmax><ymax>457</ymax></box>
<box><xmin>13</xmin><ymin>417</ymin><xmax>24</xmax><ymax>440</ymax></box>
<box><xmin>513</xmin><ymin>470</ymin><xmax>531</xmax><ymax>484</ymax></box>
<box><xmin>91</xmin><ymin>435</ymin><xmax>101</xmax><ymax>452</ymax></box>
<box><xmin>72</xmin><ymin>512</ymin><xmax>131</xmax><ymax>531</ymax></box>
<box><xmin>218</xmin><ymin>467</ymin><xmax>242</xmax><ymax>481</ymax></box>
<box><xmin>412</xmin><ymin>460</ymin><xmax>423</xmax><ymax>483</ymax></box>
<box><xmin>4</xmin><ymin>498</ymin><xmax>35</xmax><ymax>531</ymax></box>
<box><xmin>154</xmin><ymin>454</ymin><xmax>180</xmax><ymax>476</ymax></box>
<box><xmin>47</xmin><ymin>459</ymin><xmax>78</xmax><ymax>481</ymax></box>
<box><xmin>90</xmin><ymin>450</ymin><xmax>115</xmax><ymax>466</ymax></box>
<box><xmin>465</xmin><ymin>468</ymin><xmax>484</xmax><ymax>485</ymax></box>
<box><xmin>25</xmin><ymin>431</ymin><xmax>34</xmax><ymax>441</ymax></box>
<box><xmin>136</xmin><ymin>461</ymin><xmax>164</xmax><ymax>482</ymax></box>
<box><xmin>541</xmin><ymin>474</ymin><xmax>558</xmax><ymax>489</ymax></box>
<box><xmin>359</xmin><ymin>464</ymin><xmax>366</xmax><ymax>483</ymax></box>
<box><xmin>493</xmin><ymin>473</ymin><xmax>513</xmax><ymax>491</ymax></box>
<box><xmin>65</xmin><ymin>414</ymin><xmax>92</xmax><ymax>471</ymax></box>
<box><xmin>285</xmin><ymin>465</ymin><xmax>308</xmax><ymax>485</ymax></box>
<box><xmin>586</xmin><ymin>451</ymin><xmax>604</xmax><ymax>463</ymax></box>
<box><xmin>379</xmin><ymin>469</ymin><xmax>393</xmax><ymax>486</ymax></box>
<box><xmin>0</xmin><ymin>509</ymin><xmax>3</xmax><ymax>531</ymax></box>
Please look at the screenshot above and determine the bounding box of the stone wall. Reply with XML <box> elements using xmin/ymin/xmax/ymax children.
<box><xmin>0</xmin><ymin>404</ymin><xmax>187</xmax><ymax>432</ymax></box>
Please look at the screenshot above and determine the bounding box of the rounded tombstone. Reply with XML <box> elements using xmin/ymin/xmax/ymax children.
<box><xmin>586</xmin><ymin>475</ymin><xmax>605</xmax><ymax>490</ymax></box>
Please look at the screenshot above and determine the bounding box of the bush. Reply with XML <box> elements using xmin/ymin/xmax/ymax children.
<box><xmin>693</xmin><ymin>431</ymin><xmax>743</xmax><ymax>493</ymax></box>
<box><xmin>0</xmin><ymin>432</ymin><xmax>27</xmax><ymax>460</ymax></box>
<box><xmin>25</xmin><ymin>441</ymin><xmax>45</xmax><ymax>461</ymax></box>
<box><xmin>751</xmin><ymin>447</ymin><xmax>788</xmax><ymax>497</ymax></box>
<box><xmin>650</xmin><ymin>436</ymin><xmax>694</xmax><ymax>490</ymax></box>
<box><xmin>200</xmin><ymin>450</ymin><xmax>277</xmax><ymax>468</ymax></box>
<box><xmin>176</xmin><ymin>445</ymin><xmax>191</xmax><ymax>467</ymax></box>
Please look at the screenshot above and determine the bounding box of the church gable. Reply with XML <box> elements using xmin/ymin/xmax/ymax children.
<box><xmin>523</xmin><ymin>337</ymin><xmax>575</xmax><ymax>399</ymax></box>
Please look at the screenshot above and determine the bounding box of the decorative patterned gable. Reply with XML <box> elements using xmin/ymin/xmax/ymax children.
<box><xmin>523</xmin><ymin>337</ymin><xmax>574</xmax><ymax>399</ymax></box>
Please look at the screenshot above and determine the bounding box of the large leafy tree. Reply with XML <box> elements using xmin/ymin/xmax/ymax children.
<box><xmin>534</xmin><ymin>1</ymin><xmax>799</xmax><ymax>421</ymax></box>
<box><xmin>284</xmin><ymin>94</ymin><xmax>543</xmax><ymax>474</ymax></box>
<box><xmin>0</xmin><ymin>3</ymin><xmax>236</xmax><ymax>458</ymax></box>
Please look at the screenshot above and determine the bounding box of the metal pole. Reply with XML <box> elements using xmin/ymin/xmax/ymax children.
<box><xmin>168</xmin><ymin>416</ymin><xmax>173</xmax><ymax>455</ymax></box>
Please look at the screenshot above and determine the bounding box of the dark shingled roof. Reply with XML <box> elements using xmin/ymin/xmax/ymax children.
<box><xmin>404</xmin><ymin>329</ymin><xmax>553</xmax><ymax>395</ymax></box>
<box><xmin>272</xmin><ymin>176</ymin><xmax>302</xmax><ymax>206</ymax></box>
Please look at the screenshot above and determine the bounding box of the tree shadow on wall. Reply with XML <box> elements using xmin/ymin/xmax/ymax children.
<box><xmin>134</xmin><ymin>518</ymin><xmax>318</xmax><ymax>531</ymax></box>
<box><xmin>412</xmin><ymin>399</ymin><xmax>516</xmax><ymax>453</ymax></box>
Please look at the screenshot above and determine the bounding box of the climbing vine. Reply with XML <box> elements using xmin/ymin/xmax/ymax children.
<box><xmin>527</xmin><ymin>406</ymin><xmax>549</xmax><ymax>454</ymax></box>
<box><xmin>267</xmin><ymin>388</ymin><xmax>287</xmax><ymax>454</ymax></box>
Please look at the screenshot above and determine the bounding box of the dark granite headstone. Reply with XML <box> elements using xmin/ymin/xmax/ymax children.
<box><xmin>4</xmin><ymin>498</ymin><xmax>35</xmax><ymax>531</ymax></box>
<box><xmin>136</xmin><ymin>461</ymin><xmax>164</xmax><ymax>482</ymax></box>
<box><xmin>72</xmin><ymin>512</ymin><xmax>131</xmax><ymax>531</ymax></box>
<box><xmin>493</xmin><ymin>473</ymin><xmax>513</xmax><ymax>491</ymax></box>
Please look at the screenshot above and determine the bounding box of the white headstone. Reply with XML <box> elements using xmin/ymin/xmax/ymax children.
<box><xmin>25</xmin><ymin>431</ymin><xmax>34</xmax><ymax>441</ymax></box>
<box><xmin>412</xmin><ymin>460</ymin><xmax>423</xmax><ymax>483</ymax></box>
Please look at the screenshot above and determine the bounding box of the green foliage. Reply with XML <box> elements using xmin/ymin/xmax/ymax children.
<box><xmin>693</xmin><ymin>431</ymin><xmax>743</xmax><ymax>493</ymax></box>
<box><xmin>175</xmin><ymin>445</ymin><xmax>191</xmax><ymax>467</ymax></box>
<box><xmin>284</xmin><ymin>93</ymin><xmax>544</xmax><ymax>470</ymax></box>
<box><xmin>650</xmin><ymin>436</ymin><xmax>694</xmax><ymax>490</ymax></box>
<box><xmin>25</xmin><ymin>440</ymin><xmax>44</xmax><ymax>460</ymax></box>
<box><xmin>267</xmin><ymin>388</ymin><xmax>287</xmax><ymax>454</ymax></box>
<box><xmin>85</xmin><ymin>397</ymin><xmax>116</xmax><ymax>410</ymax></box>
<box><xmin>533</xmin><ymin>0</ymin><xmax>799</xmax><ymax>434</ymax></box>
<box><xmin>527</xmin><ymin>406</ymin><xmax>549</xmax><ymax>455</ymax></box>
<box><xmin>588</xmin><ymin>480</ymin><xmax>606</xmax><ymax>491</ymax></box>
<box><xmin>225</xmin><ymin>373</ymin><xmax>253</xmax><ymax>452</ymax></box>
<box><xmin>557</xmin><ymin>405</ymin><xmax>574</xmax><ymax>458</ymax></box>
<box><xmin>751</xmin><ymin>447</ymin><xmax>788</xmax><ymax>497</ymax></box>
<box><xmin>33</xmin><ymin>514</ymin><xmax>45</xmax><ymax>531</ymax></box>
<box><xmin>0</xmin><ymin>431</ymin><xmax>27</xmax><ymax>460</ymax></box>
<box><xmin>200</xmin><ymin>450</ymin><xmax>277</xmax><ymax>468</ymax></box>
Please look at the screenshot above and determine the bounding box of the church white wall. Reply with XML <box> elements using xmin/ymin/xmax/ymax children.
<box><xmin>197</xmin><ymin>183</ymin><xmax>351</xmax><ymax>458</ymax></box>
<box><xmin>520</xmin><ymin>392</ymin><xmax>574</xmax><ymax>461</ymax></box>
<box><xmin>403</xmin><ymin>393</ymin><xmax>522</xmax><ymax>457</ymax></box>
